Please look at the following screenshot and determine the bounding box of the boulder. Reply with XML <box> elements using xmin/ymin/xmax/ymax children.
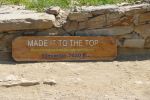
<box><xmin>0</xmin><ymin>34</ymin><xmax>4</xmax><ymax>38</ymax></box>
<box><xmin>123</xmin><ymin>39</ymin><xmax>145</xmax><ymax>48</ymax></box>
<box><xmin>68</xmin><ymin>12</ymin><xmax>92</xmax><ymax>22</ymax></box>
<box><xmin>139</xmin><ymin>12</ymin><xmax>150</xmax><ymax>24</ymax></box>
<box><xmin>63</xmin><ymin>21</ymin><xmax>78</xmax><ymax>32</ymax></box>
<box><xmin>0</xmin><ymin>33</ymin><xmax>21</xmax><ymax>52</ymax></box>
<box><xmin>0</xmin><ymin>13</ymin><xmax>55</xmax><ymax>32</ymax></box>
<box><xmin>55</xmin><ymin>10</ymin><xmax>69</xmax><ymax>27</ymax></box>
<box><xmin>145</xmin><ymin>37</ymin><xmax>150</xmax><ymax>48</ymax></box>
<box><xmin>19</xmin><ymin>79</ymin><xmax>40</xmax><ymax>86</ymax></box>
<box><xmin>2</xmin><ymin>74</ymin><xmax>19</xmax><ymax>82</ymax></box>
<box><xmin>117</xmin><ymin>32</ymin><xmax>142</xmax><ymax>39</ymax></box>
<box><xmin>107</xmin><ymin>13</ymin><xmax>133</xmax><ymax>26</ymax></box>
<box><xmin>81</xmin><ymin>5</ymin><xmax>118</xmax><ymax>16</ymax></box>
<box><xmin>37</xmin><ymin>28</ymin><xmax>65</xmax><ymax>36</ymax></box>
<box><xmin>0</xmin><ymin>5</ymin><xmax>32</xmax><ymax>14</ymax></box>
<box><xmin>43</xmin><ymin>79</ymin><xmax>57</xmax><ymax>86</ymax></box>
<box><xmin>0</xmin><ymin>52</ymin><xmax>12</xmax><ymax>61</ymax></box>
<box><xmin>121</xmin><ymin>4</ymin><xmax>149</xmax><ymax>16</ymax></box>
<box><xmin>2</xmin><ymin>82</ymin><xmax>19</xmax><ymax>87</ymax></box>
<box><xmin>89</xmin><ymin>15</ymin><xmax>106</xmax><ymax>27</ymax></box>
<box><xmin>46</xmin><ymin>6</ymin><xmax>61</xmax><ymax>16</ymax></box>
<box><xmin>81</xmin><ymin>15</ymin><xmax>106</xmax><ymax>29</ymax></box>
<box><xmin>134</xmin><ymin>24</ymin><xmax>150</xmax><ymax>38</ymax></box>
<box><xmin>76</xmin><ymin>26</ymin><xmax>133</xmax><ymax>36</ymax></box>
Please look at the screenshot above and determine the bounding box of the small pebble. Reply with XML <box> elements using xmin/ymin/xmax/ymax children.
<box><xmin>43</xmin><ymin>79</ymin><xmax>57</xmax><ymax>86</ymax></box>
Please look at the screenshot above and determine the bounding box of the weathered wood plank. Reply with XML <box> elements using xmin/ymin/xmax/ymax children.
<box><xmin>12</xmin><ymin>36</ymin><xmax>117</xmax><ymax>61</ymax></box>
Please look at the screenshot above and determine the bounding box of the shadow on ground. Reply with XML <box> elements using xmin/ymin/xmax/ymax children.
<box><xmin>116</xmin><ymin>54</ymin><xmax>150</xmax><ymax>61</ymax></box>
<box><xmin>0</xmin><ymin>54</ymin><xmax>150</xmax><ymax>65</ymax></box>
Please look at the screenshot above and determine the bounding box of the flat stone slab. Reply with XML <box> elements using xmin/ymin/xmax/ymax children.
<box><xmin>0</xmin><ymin>13</ymin><xmax>55</xmax><ymax>32</ymax></box>
<box><xmin>76</xmin><ymin>26</ymin><xmax>133</xmax><ymax>36</ymax></box>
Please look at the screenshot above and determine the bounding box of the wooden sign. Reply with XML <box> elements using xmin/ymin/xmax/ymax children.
<box><xmin>12</xmin><ymin>36</ymin><xmax>117</xmax><ymax>61</ymax></box>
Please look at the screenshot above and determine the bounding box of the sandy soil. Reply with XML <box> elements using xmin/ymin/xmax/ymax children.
<box><xmin>0</xmin><ymin>56</ymin><xmax>150</xmax><ymax>100</ymax></box>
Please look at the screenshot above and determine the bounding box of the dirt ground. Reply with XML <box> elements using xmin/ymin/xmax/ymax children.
<box><xmin>0</xmin><ymin>56</ymin><xmax>150</xmax><ymax>100</ymax></box>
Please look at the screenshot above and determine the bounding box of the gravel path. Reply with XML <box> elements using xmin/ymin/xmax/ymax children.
<box><xmin>0</xmin><ymin>56</ymin><xmax>150</xmax><ymax>100</ymax></box>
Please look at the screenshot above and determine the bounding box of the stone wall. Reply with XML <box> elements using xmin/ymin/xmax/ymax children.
<box><xmin>0</xmin><ymin>4</ymin><xmax>150</xmax><ymax>61</ymax></box>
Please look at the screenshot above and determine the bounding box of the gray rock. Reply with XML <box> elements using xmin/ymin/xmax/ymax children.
<box><xmin>68</xmin><ymin>12</ymin><xmax>92</xmax><ymax>22</ymax></box>
<box><xmin>120</xmin><ymin>4</ymin><xmax>149</xmax><ymax>16</ymax></box>
<box><xmin>123</xmin><ymin>39</ymin><xmax>145</xmax><ymax>48</ymax></box>
<box><xmin>106</xmin><ymin>12</ymin><xmax>132</xmax><ymax>26</ymax></box>
<box><xmin>37</xmin><ymin>28</ymin><xmax>65</xmax><ymax>36</ymax></box>
<box><xmin>0</xmin><ymin>5</ymin><xmax>27</xmax><ymax>14</ymax></box>
<box><xmin>55</xmin><ymin>10</ymin><xmax>69</xmax><ymax>27</ymax></box>
<box><xmin>0</xmin><ymin>33</ymin><xmax>21</xmax><ymax>52</ymax></box>
<box><xmin>117</xmin><ymin>2</ymin><xmax>131</xmax><ymax>6</ymax></box>
<box><xmin>63</xmin><ymin>33</ymin><xmax>71</xmax><ymax>36</ymax></box>
<box><xmin>81</xmin><ymin>5</ymin><xmax>119</xmax><ymax>16</ymax></box>
<box><xmin>0</xmin><ymin>34</ymin><xmax>4</xmax><ymax>38</ymax></box>
<box><xmin>2</xmin><ymin>82</ymin><xmax>19</xmax><ymax>87</ymax></box>
<box><xmin>23</xmin><ymin>31</ymin><xmax>36</xmax><ymax>35</ymax></box>
<box><xmin>1</xmin><ymin>78</ymin><xmax>40</xmax><ymax>87</ymax></box>
<box><xmin>76</xmin><ymin>26</ymin><xmax>133</xmax><ymax>36</ymax></box>
<box><xmin>143</xmin><ymin>0</ymin><xmax>150</xmax><ymax>4</ymax></box>
<box><xmin>134</xmin><ymin>24</ymin><xmax>150</xmax><ymax>38</ymax></box>
<box><xmin>0</xmin><ymin>13</ymin><xmax>55</xmax><ymax>32</ymax></box>
<box><xmin>0</xmin><ymin>51</ymin><xmax>11</xmax><ymax>61</ymax></box>
<box><xmin>43</xmin><ymin>79</ymin><xmax>57</xmax><ymax>86</ymax></box>
<box><xmin>63</xmin><ymin>21</ymin><xmax>78</xmax><ymax>32</ymax></box>
<box><xmin>117</xmin><ymin>32</ymin><xmax>142</xmax><ymax>39</ymax></box>
<box><xmin>139</xmin><ymin>12</ymin><xmax>150</xmax><ymax>24</ymax></box>
<box><xmin>84</xmin><ymin>15</ymin><xmax>106</xmax><ymax>29</ymax></box>
<box><xmin>3</xmin><ymin>74</ymin><xmax>19</xmax><ymax>82</ymax></box>
<box><xmin>46</xmin><ymin>6</ymin><xmax>61</xmax><ymax>16</ymax></box>
<box><xmin>19</xmin><ymin>79</ymin><xmax>40</xmax><ymax>86</ymax></box>
<box><xmin>145</xmin><ymin>37</ymin><xmax>150</xmax><ymax>48</ymax></box>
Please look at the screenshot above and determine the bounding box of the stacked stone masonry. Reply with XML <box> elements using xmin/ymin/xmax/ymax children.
<box><xmin>0</xmin><ymin>4</ymin><xmax>150</xmax><ymax>61</ymax></box>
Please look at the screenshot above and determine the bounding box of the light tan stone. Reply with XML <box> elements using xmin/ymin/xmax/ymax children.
<box><xmin>81</xmin><ymin>5</ymin><xmax>118</xmax><ymax>16</ymax></box>
<box><xmin>123</xmin><ymin>39</ymin><xmax>145</xmax><ymax>48</ymax></box>
<box><xmin>0</xmin><ymin>13</ymin><xmax>55</xmax><ymax>32</ymax></box>
<box><xmin>19</xmin><ymin>79</ymin><xmax>40</xmax><ymax>86</ymax></box>
<box><xmin>134</xmin><ymin>24</ymin><xmax>150</xmax><ymax>38</ymax></box>
<box><xmin>121</xmin><ymin>4</ymin><xmax>149</xmax><ymax>16</ymax></box>
<box><xmin>68</xmin><ymin>12</ymin><xmax>92</xmax><ymax>22</ymax></box>
<box><xmin>2</xmin><ymin>74</ymin><xmax>19</xmax><ymax>82</ymax></box>
<box><xmin>46</xmin><ymin>6</ymin><xmax>61</xmax><ymax>16</ymax></box>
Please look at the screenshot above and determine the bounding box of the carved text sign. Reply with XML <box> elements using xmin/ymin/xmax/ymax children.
<box><xmin>12</xmin><ymin>36</ymin><xmax>117</xmax><ymax>61</ymax></box>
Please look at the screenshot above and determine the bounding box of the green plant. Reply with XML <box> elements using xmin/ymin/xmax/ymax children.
<box><xmin>0</xmin><ymin>0</ymin><xmax>139</xmax><ymax>11</ymax></box>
